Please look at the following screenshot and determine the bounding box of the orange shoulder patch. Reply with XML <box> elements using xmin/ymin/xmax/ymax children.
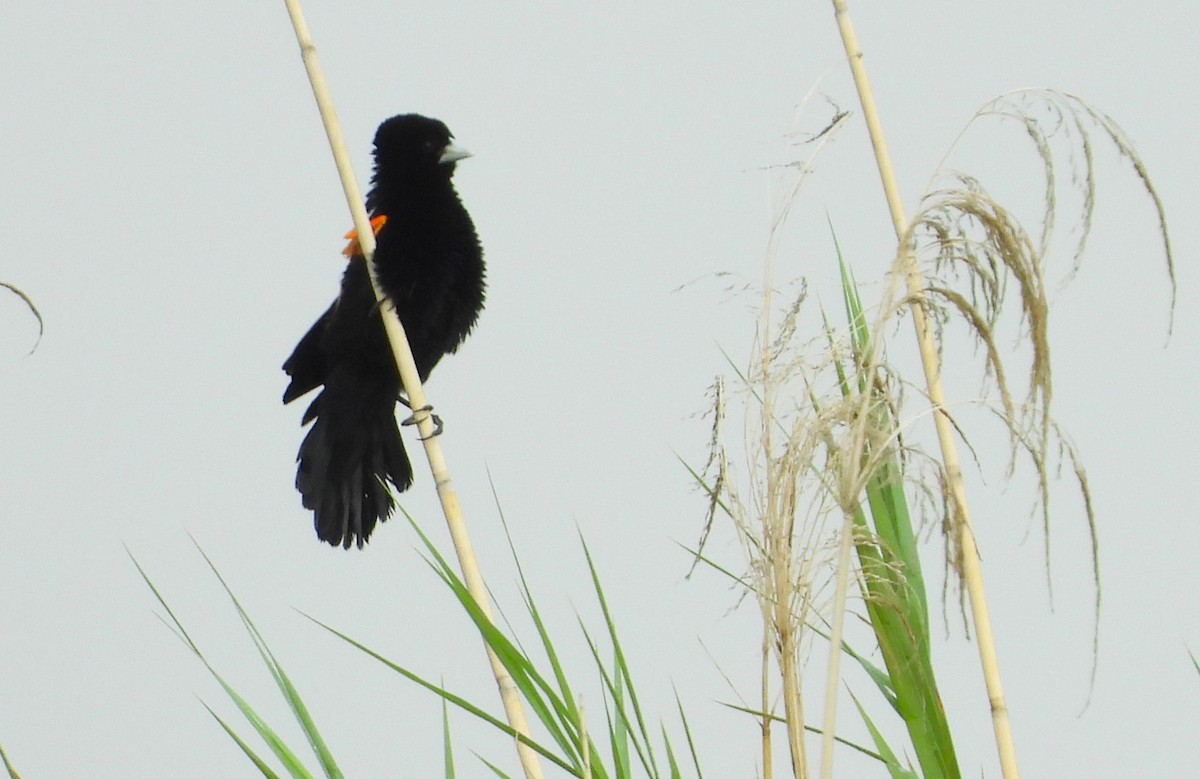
<box><xmin>341</xmin><ymin>215</ymin><xmax>389</xmax><ymax>258</ymax></box>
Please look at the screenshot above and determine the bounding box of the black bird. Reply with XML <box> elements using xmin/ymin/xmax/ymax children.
<box><xmin>282</xmin><ymin>114</ymin><xmax>485</xmax><ymax>549</ymax></box>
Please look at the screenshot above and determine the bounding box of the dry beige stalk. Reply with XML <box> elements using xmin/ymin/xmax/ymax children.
<box><xmin>829</xmin><ymin>1</ymin><xmax>1021</xmax><ymax>776</ymax></box>
<box><xmin>279</xmin><ymin>2</ymin><xmax>543</xmax><ymax>777</ymax></box>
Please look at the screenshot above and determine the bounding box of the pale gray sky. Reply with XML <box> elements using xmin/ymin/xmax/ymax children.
<box><xmin>1</xmin><ymin>2</ymin><xmax>1196</xmax><ymax>776</ymax></box>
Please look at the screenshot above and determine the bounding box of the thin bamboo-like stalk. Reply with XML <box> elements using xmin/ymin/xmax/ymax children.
<box><xmin>771</xmin><ymin>531</ymin><xmax>807</xmax><ymax>777</ymax></box>
<box><xmin>760</xmin><ymin>297</ymin><xmax>808</xmax><ymax>777</ymax></box>
<box><xmin>280</xmin><ymin>3</ymin><xmax>543</xmax><ymax>777</ymax></box>
<box><xmin>828</xmin><ymin>2</ymin><xmax>1020</xmax><ymax>777</ymax></box>
<box><xmin>761</xmin><ymin>628</ymin><xmax>773</xmax><ymax>779</ymax></box>
<box><xmin>818</xmin><ymin>511</ymin><xmax>855</xmax><ymax>779</ymax></box>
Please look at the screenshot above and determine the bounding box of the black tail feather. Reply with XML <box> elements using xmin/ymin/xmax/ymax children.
<box><xmin>294</xmin><ymin>371</ymin><xmax>412</xmax><ymax>549</ymax></box>
<box><xmin>282</xmin><ymin>305</ymin><xmax>333</xmax><ymax>405</ymax></box>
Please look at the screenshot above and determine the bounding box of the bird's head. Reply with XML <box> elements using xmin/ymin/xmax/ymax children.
<box><xmin>371</xmin><ymin>114</ymin><xmax>471</xmax><ymax>185</ymax></box>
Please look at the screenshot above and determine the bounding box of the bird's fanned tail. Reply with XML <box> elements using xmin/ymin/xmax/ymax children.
<box><xmin>293</xmin><ymin>369</ymin><xmax>412</xmax><ymax>548</ymax></box>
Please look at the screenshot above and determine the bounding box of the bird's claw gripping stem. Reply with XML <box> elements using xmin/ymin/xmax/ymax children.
<box><xmin>400</xmin><ymin>403</ymin><xmax>444</xmax><ymax>440</ymax></box>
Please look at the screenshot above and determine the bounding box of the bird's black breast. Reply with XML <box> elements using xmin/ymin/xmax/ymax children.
<box><xmin>369</xmin><ymin>195</ymin><xmax>485</xmax><ymax>381</ymax></box>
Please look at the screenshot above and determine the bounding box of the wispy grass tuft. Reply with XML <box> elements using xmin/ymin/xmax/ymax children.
<box><xmin>686</xmin><ymin>69</ymin><xmax>1172</xmax><ymax>777</ymax></box>
<box><xmin>689</xmin><ymin>239</ymin><xmax>961</xmax><ymax>777</ymax></box>
<box><xmin>900</xmin><ymin>89</ymin><xmax>1174</xmax><ymax>685</ymax></box>
<box><xmin>936</xmin><ymin>89</ymin><xmax>1174</xmax><ymax>315</ymax></box>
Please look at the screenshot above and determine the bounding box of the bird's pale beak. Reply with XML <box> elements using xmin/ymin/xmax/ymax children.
<box><xmin>439</xmin><ymin>143</ymin><xmax>472</xmax><ymax>165</ymax></box>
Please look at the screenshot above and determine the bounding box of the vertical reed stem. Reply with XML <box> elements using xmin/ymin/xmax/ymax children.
<box><xmin>762</xmin><ymin>628</ymin><xmax>774</xmax><ymax>779</ymax></box>
<box><xmin>818</xmin><ymin>511</ymin><xmax>855</xmax><ymax>779</ymax></box>
<box><xmin>280</xmin><ymin>3</ymin><xmax>543</xmax><ymax>776</ymax></box>
<box><xmin>828</xmin><ymin>2</ymin><xmax>1020</xmax><ymax>776</ymax></box>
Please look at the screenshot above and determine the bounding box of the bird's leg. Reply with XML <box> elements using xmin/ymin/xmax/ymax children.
<box><xmin>369</xmin><ymin>297</ymin><xmax>394</xmax><ymax>317</ymax></box>
<box><xmin>398</xmin><ymin>397</ymin><xmax>444</xmax><ymax>439</ymax></box>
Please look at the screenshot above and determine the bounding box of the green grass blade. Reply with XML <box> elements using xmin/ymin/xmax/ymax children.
<box><xmin>832</xmin><ymin>247</ymin><xmax>961</xmax><ymax>779</ymax></box>
<box><xmin>303</xmin><ymin>614</ymin><xmax>576</xmax><ymax>774</ymax></box>
<box><xmin>675</xmin><ymin>454</ymin><xmax>737</xmax><ymax>527</ymax></box>
<box><xmin>202</xmin><ymin>701</ymin><xmax>285</xmax><ymax>779</ymax></box>
<box><xmin>130</xmin><ymin>549</ymin><xmax>321</xmax><ymax>772</ymax></box>
<box><xmin>405</xmin><ymin>518</ymin><xmax>581</xmax><ymax>766</ymax></box>
<box><xmin>850</xmin><ymin>692</ymin><xmax>918</xmax><ymax>779</ymax></box>
<box><xmin>611</xmin><ymin>647</ymin><xmax>632</xmax><ymax>776</ymax></box>
<box><xmin>590</xmin><ymin>682</ymin><xmax>621</xmax><ymax>779</ymax></box>
<box><xmin>477</xmin><ymin>755</ymin><xmax>516</xmax><ymax>778</ymax></box>
<box><xmin>0</xmin><ymin>741</ymin><xmax>22</xmax><ymax>779</ymax></box>
<box><xmin>719</xmin><ymin>702</ymin><xmax>888</xmax><ymax>763</ymax></box>
<box><xmin>578</xmin><ymin>622</ymin><xmax>653</xmax><ymax>777</ymax></box>
<box><xmin>130</xmin><ymin>550</ymin><xmax>318</xmax><ymax>777</ymax></box>
<box><xmin>661</xmin><ymin>723</ymin><xmax>682</xmax><ymax>779</ymax></box>
<box><xmin>806</xmin><ymin>606</ymin><xmax>898</xmax><ymax>709</ymax></box>
<box><xmin>673</xmin><ymin>689</ymin><xmax>705</xmax><ymax>779</ymax></box>
<box><xmin>127</xmin><ymin>546</ymin><xmax>203</xmax><ymax>655</ymax></box>
<box><xmin>191</xmin><ymin>542</ymin><xmax>342</xmax><ymax>779</ymax></box>
<box><xmin>579</xmin><ymin>538</ymin><xmax>659</xmax><ymax>777</ymax></box>
<box><xmin>443</xmin><ymin>693</ymin><xmax>456</xmax><ymax>779</ymax></box>
<box><xmin>492</xmin><ymin>478</ymin><xmax>584</xmax><ymax>724</ymax></box>
<box><xmin>675</xmin><ymin>543</ymin><xmax>757</xmax><ymax>592</ymax></box>
<box><xmin>205</xmin><ymin>669</ymin><xmax>315</xmax><ymax>777</ymax></box>
<box><xmin>490</xmin><ymin>481</ymin><xmax>598</xmax><ymax>768</ymax></box>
